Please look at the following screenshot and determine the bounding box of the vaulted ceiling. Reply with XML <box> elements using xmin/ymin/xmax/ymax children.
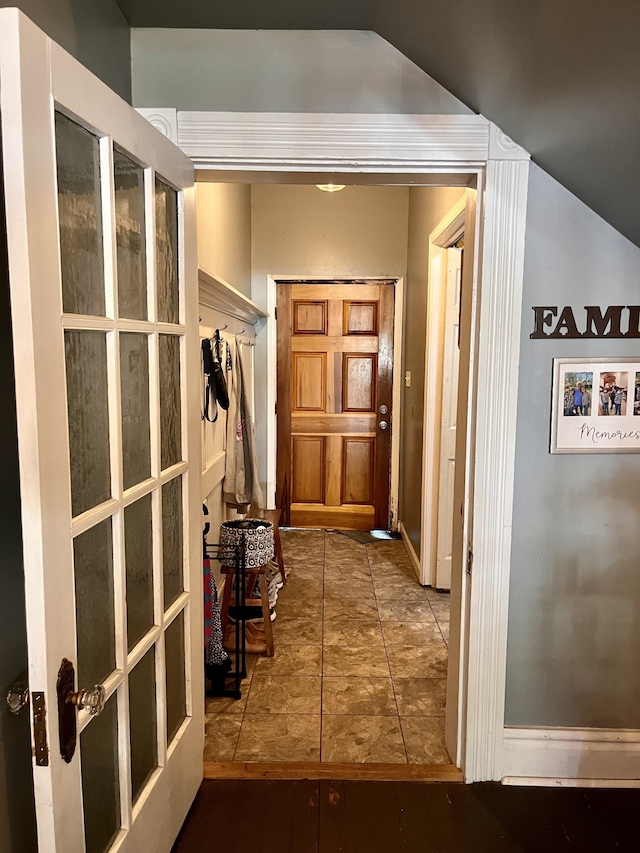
<box><xmin>115</xmin><ymin>1</ymin><xmax>640</xmax><ymax>247</ymax></box>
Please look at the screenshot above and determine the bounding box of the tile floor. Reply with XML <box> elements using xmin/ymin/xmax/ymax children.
<box><xmin>204</xmin><ymin>529</ymin><xmax>451</xmax><ymax>765</ymax></box>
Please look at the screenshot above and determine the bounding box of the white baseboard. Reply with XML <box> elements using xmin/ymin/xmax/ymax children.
<box><xmin>398</xmin><ymin>520</ymin><xmax>422</xmax><ymax>581</ymax></box>
<box><xmin>503</xmin><ymin>726</ymin><xmax>640</xmax><ymax>786</ymax></box>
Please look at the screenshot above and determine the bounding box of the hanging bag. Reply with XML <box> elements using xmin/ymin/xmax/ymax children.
<box><xmin>202</xmin><ymin>331</ymin><xmax>230</xmax><ymax>423</ymax></box>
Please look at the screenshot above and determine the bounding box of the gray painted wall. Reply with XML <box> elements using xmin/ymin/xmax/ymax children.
<box><xmin>506</xmin><ymin>163</ymin><xmax>640</xmax><ymax>728</ymax></box>
<box><xmin>118</xmin><ymin>0</ymin><xmax>378</xmax><ymax>29</ymax></box>
<box><xmin>401</xmin><ymin>187</ymin><xmax>465</xmax><ymax>559</ymax></box>
<box><xmin>376</xmin><ymin>1</ymin><xmax>640</xmax><ymax>249</ymax></box>
<box><xmin>1</xmin><ymin>0</ymin><xmax>131</xmax><ymax>101</ymax></box>
<box><xmin>130</xmin><ymin>29</ymin><xmax>470</xmax><ymax>114</ymax></box>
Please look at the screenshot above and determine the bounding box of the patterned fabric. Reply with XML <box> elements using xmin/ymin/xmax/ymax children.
<box><xmin>219</xmin><ymin>519</ymin><xmax>275</xmax><ymax>569</ymax></box>
<box><xmin>204</xmin><ymin>559</ymin><xmax>213</xmax><ymax>648</ymax></box>
<box><xmin>205</xmin><ymin>560</ymin><xmax>229</xmax><ymax>666</ymax></box>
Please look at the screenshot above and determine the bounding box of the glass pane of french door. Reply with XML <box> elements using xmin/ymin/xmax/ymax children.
<box><xmin>55</xmin><ymin>112</ymin><xmax>189</xmax><ymax>853</ymax></box>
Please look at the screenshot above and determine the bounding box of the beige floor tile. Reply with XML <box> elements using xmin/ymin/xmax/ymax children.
<box><xmin>425</xmin><ymin>588</ymin><xmax>451</xmax><ymax>603</ymax></box>
<box><xmin>275</xmin><ymin>597</ymin><xmax>322</xmax><ymax>619</ymax></box>
<box><xmin>400</xmin><ymin>717</ymin><xmax>450</xmax><ymax>764</ymax></box>
<box><xmin>323</xmin><ymin>620</ymin><xmax>384</xmax><ymax>647</ymax></box>
<box><xmin>282</xmin><ymin>557</ymin><xmax>325</xmax><ymax>575</ymax></box>
<box><xmin>373</xmin><ymin>580</ymin><xmax>428</xmax><ymax>601</ymax></box>
<box><xmin>367</xmin><ymin>544</ymin><xmax>413</xmax><ymax>567</ymax></box>
<box><xmin>323</xmin><ymin>645</ymin><xmax>390</xmax><ymax>678</ymax></box>
<box><xmin>386</xmin><ymin>642</ymin><xmax>448</xmax><ymax>679</ymax></box>
<box><xmin>246</xmin><ymin>675</ymin><xmax>321</xmax><ymax>714</ymax></box>
<box><xmin>429</xmin><ymin>600</ymin><xmax>451</xmax><ymax>620</ymax></box>
<box><xmin>324</xmin><ymin>566</ymin><xmax>371</xmax><ymax>592</ymax></box>
<box><xmin>438</xmin><ymin>622</ymin><xmax>450</xmax><ymax>643</ymax></box>
<box><xmin>367</xmin><ymin>548</ymin><xmax>413</xmax><ymax>566</ymax></box>
<box><xmin>286</xmin><ymin>565</ymin><xmax>324</xmax><ymax>582</ymax></box>
<box><xmin>272</xmin><ymin>616</ymin><xmax>322</xmax><ymax>645</ymax></box>
<box><xmin>325</xmin><ymin>532</ymin><xmax>366</xmax><ymax>550</ymax></box>
<box><xmin>205</xmin><ymin>690</ymin><xmax>247</xmax><ymax>716</ymax></box>
<box><xmin>281</xmin><ymin>577</ymin><xmax>323</xmax><ymax>600</ymax></box>
<box><xmin>369</xmin><ymin>564</ymin><xmax>415</xmax><ymax>583</ymax></box>
<box><xmin>325</xmin><ymin>549</ymin><xmax>369</xmax><ymax>565</ymax></box>
<box><xmin>203</xmin><ymin>716</ymin><xmax>242</xmax><ymax>762</ymax></box>
<box><xmin>235</xmin><ymin>714</ymin><xmax>321</xmax><ymax>762</ymax></box>
<box><xmin>381</xmin><ymin>621</ymin><xmax>443</xmax><ymax>646</ymax></box>
<box><xmin>322</xmin><ymin>677</ymin><xmax>397</xmax><ymax>715</ymax></box>
<box><xmin>323</xmin><ymin>576</ymin><xmax>375</xmax><ymax>599</ymax></box>
<box><xmin>376</xmin><ymin>599</ymin><xmax>437</xmax><ymax>623</ymax></box>
<box><xmin>321</xmin><ymin>715</ymin><xmax>406</xmax><ymax>763</ymax></box>
<box><xmin>324</xmin><ymin>596</ymin><xmax>379</xmax><ymax>621</ymax></box>
<box><xmin>393</xmin><ymin>678</ymin><xmax>447</xmax><ymax>716</ymax></box>
<box><xmin>282</xmin><ymin>529</ymin><xmax>325</xmax><ymax>545</ymax></box>
<box><xmin>254</xmin><ymin>644</ymin><xmax>322</xmax><ymax>676</ymax></box>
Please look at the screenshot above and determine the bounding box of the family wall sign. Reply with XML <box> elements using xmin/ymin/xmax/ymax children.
<box><xmin>531</xmin><ymin>305</ymin><xmax>640</xmax><ymax>339</ymax></box>
<box><xmin>531</xmin><ymin>307</ymin><xmax>640</xmax><ymax>453</ymax></box>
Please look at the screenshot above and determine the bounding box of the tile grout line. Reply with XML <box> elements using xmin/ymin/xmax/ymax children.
<box><xmin>366</xmin><ymin>541</ymin><xmax>409</xmax><ymax>765</ymax></box>
<box><xmin>319</xmin><ymin>528</ymin><xmax>326</xmax><ymax>762</ymax></box>
<box><xmin>426</xmin><ymin>593</ymin><xmax>448</xmax><ymax>646</ymax></box>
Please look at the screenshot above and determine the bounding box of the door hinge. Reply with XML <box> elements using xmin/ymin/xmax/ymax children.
<box><xmin>274</xmin><ymin>307</ymin><xmax>278</xmax><ymax>320</ymax></box>
<box><xmin>32</xmin><ymin>691</ymin><xmax>49</xmax><ymax>766</ymax></box>
<box><xmin>275</xmin><ymin>401</ymin><xmax>278</xmax><ymax>415</ymax></box>
<box><xmin>466</xmin><ymin>546</ymin><xmax>473</xmax><ymax>577</ymax></box>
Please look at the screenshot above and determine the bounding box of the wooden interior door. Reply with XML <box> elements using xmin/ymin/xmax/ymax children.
<box><xmin>277</xmin><ymin>281</ymin><xmax>394</xmax><ymax>530</ymax></box>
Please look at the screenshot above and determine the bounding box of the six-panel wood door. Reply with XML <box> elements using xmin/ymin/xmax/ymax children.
<box><xmin>277</xmin><ymin>282</ymin><xmax>394</xmax><ymax>530</ymax></box>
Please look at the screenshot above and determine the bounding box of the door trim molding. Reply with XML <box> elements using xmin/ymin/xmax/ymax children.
<box><xmin>143</xmin><ymin>108</ymin><xmax>531</xmax><ymax>783</ymax></box>
<box><xmin>175</xmin><ymin>112</ymin><xmax>491</xmax><ymax>169</ymax></box>
<box><xmin>421</xmin><ymin>196</ymin><xmax>467</xmax><ymax>587</ymax></box>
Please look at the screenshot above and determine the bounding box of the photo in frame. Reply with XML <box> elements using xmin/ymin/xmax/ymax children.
<box><xmin>551</xmin><ymin>357</ymin><xmax>640</xmax><ymax>453</ymax></box>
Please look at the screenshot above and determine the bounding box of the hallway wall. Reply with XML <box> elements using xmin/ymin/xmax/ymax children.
<box><xmin>506</xmin><ymin>163</ymin><xmax>640</xmax><ymax>728</ymax></box>
<box><xmin>195</xmin><ymin>184</ymin><xmax>253</xmax><ymax>579</ymax></box>
<box><xmin>402</xmin><ymin>187</ymin><xmax>465</xmax><ymax>562</ymax></box>
<box><xmin>251</xmin><ymin>184</ymin><xmax>410</xmax><ymax>503</ymax></box>
<box><xmin>196</xmin><ymin>183</ymin><xmax>251</xmax><ymax>295</ymax></box>
<box><xmin>1</xmin><ymin>0</ymin><xmax>131</xmax><ymax>101</ymax></box>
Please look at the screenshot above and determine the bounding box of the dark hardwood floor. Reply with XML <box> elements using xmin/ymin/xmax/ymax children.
<box><xmin>172</xmin><ymin>780</ymin><xmax>640</xmax><ymax>852</ymax></box>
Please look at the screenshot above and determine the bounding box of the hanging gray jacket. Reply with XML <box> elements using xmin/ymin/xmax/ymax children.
<box><xmin>222</xmin><ymin>343</ymin><xmax>264</xmax><ymax>513</ymax></box>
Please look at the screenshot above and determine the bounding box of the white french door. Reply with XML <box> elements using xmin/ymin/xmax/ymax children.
<box><xmin>0</xmin><ymin>10</ymin><xmax>202</xmax><ymax>853</ymax></box>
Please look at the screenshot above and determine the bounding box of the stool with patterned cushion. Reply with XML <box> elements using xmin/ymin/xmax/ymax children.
<box><xmin>218</xmin><ymin>519</ymin><xmax>275</xmax><ymax>657</ymax></box>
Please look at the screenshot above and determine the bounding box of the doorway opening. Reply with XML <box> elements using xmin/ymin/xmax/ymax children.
<box><xmin>198</xmin><ymin>181</ymin><xmax>476</xmax><ymax>776</ymax></box>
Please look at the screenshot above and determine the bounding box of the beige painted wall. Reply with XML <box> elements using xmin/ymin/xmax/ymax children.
<box><xmin>401</xmin><ymin>187</ymin><xmax>466</xmax><ymax>562</ymax></box>
<box><xmin>251</xmin><ymin>183</ymin><xmax>410</xmax><ymax>500</ymax></box>
<box><xmin>196</xmin><ymin>183</ymin><xmax>251</xmax><ymax>295</ymax></box>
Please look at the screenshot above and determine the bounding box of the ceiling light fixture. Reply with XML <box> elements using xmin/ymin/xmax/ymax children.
<box><xmin>316</xmin><ymin>183</ymin><xmax>346</xmax><ymax>193</ymax></box>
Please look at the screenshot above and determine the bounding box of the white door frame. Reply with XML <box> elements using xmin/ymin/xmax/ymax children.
<box><xmin>421</xmin><ymin>197</ymin><xmax>467</xmax><ymax>588</ymax></box>
<box><xmin>141</xmin><ymin>108</ymin><xmax>530</xmax><ymax>782</ymax></box>
<box><xmin>264</xmin><ymin>274</ymin><xmax>404</xmax><ymax>529</ymax></box>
